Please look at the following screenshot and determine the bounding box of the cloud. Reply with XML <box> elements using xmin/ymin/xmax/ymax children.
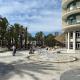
<box><xmin>0</xmin><ymin>0</ymin><xmax>61</xmax><ymax>34</ymax></box>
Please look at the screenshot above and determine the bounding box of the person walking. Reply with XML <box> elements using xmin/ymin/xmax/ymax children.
<box><xmin>29</xmin><ymin>46</ymin><xmax>33</xmax><ymax>54</ymax></box>
<box><xmin>12</xmin><ymin>45</ymin><xmax>16</xmax><ymax>56</ymax></box>
<box><xmin>29</xmin><ymin>43</ymin><xmax>35</xmax><ymax>54</ymax></box>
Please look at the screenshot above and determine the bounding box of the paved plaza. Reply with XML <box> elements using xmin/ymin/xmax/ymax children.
<box><xmin>0</xmin><ymin>49</ymin><xmax>80</xmax><ymax>80</ymax></box>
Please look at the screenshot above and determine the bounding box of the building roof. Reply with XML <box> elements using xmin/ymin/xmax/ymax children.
<box><xmin>55</xmin><ymin>33</ymin><xmax>65</xmax><ymax>43</ymax></box>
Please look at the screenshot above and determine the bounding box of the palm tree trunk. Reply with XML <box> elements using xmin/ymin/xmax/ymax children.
<box><xmin>25</xmin><ymin>27</ymin><xmax>27</xmax><ymax>49</ymax></box>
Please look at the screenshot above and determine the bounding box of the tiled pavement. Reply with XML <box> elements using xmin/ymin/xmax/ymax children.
<box><xmin>0</xmin><ymin>50</ymin><xmax>80</xmax><ymax>80</ymax></box>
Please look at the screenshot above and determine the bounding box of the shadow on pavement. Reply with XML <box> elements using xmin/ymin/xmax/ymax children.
<box><xmin>60</xmin><ymin>68</ymin><xmax>80</xmax><ymax>80</ymax></box>
<box><xmin>0</xmin><ymin>62</ymin><xmax>14</xmax><ymax>80</ymax></box>
<box><xmin>0</xmin><ymin>63</ymin><xmax>14</xmax><ymax>76</ymax></box>
<box><xmin>0</xmin><ymin>60</ymin><xmax>59</xmax><ymax>80</ymax></box>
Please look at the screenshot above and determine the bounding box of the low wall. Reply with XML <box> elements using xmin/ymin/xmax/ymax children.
<box><xmin>0</xmin><ymin>47</ymin><xmax>8</xmax><ymax>52</ymax></box>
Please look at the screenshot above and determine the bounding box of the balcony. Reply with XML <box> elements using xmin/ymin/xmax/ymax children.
<box><xmin>62</xmin><ymin>0</ymin><xmax>74</xmax><ymax>9</ymax></box>
<box><xmin>63</xmin><ymin>23</ymin><xmax>80</xmax><ymax>31</ymax></box>
<box><xmin>62</xmin><ymin>8</ymin><xmax>80</xmax><ymax>20</ymax></box>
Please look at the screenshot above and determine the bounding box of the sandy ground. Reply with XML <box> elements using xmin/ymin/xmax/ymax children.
<box><xmin>0</xmin><ymin>50</ymin><xmax>80</xmax><ymax>80</ymax></box>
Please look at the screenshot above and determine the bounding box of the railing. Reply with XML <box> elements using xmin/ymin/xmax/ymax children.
<box><xmin>63</xmin><ymin>23</ymin><xmax>80</xmax><ymax>30</ymax></box>
<box><xmin>62</xmin><ymin>0</ymin><xmax>74</xmax><ymax>9</ymax></box>
<box><xmin>63</xmin><ymin>7</ymin><xmax>80</xmax><ymax>14</ymax></box>
<box><xmin>62</xmin><ymin>0</ymin><xmax>73</xmax><ymax>4</ymax></box>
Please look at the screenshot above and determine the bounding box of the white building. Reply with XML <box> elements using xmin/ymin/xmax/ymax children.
<box><xmin>62</xmin><ymin>0</ymin><xmax>80</xmax><ymax>53</ymax></box>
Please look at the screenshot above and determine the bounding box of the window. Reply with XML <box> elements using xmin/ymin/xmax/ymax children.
<box><xmin>67</xmin><ymin>16</ymin><xmax>76</xmax><ymax>25</ymax></box>
<box><xmin>70</xmin><ymin>32</ymin><xmax>73</xmax><ymax>38</ymax></box>
<box><xmin>69</xmin><ymin>2</ymin><xmax>76</xmax><ymax>11</ymax></box>
<box><xmin>76</xmin><ymin>31</ymin><xmax>80</xmax><ymax>38</ymax></box>
<box><xmin>76</xmin><ymin>42</ymin><xmax>80</xmax><ymax>50</ymax></box>
<box><xmin>69</xmin><ymin>4</ymin><xmax>74</xmax><ymax>10</ymax></box>
<box><xmin>70</xmin><ymin>42</ymin><xmax>73</xmax><ymax>49</ymax></box>
<box><xmin>76</xmin><ymin>1</ymin><xmax>80</xmax><ymax>9</ymax></box>
<box><xmin>76</xmin><ymin>15</ymin><xmax>80</xmax><ymax>23</ymax></box>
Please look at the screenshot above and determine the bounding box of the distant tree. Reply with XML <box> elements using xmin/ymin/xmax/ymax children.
<box><xmin>35</xmin><ymin>31</ymin><xmax>44</xmax><ymax>46</ymax></box>
<box><xmin>45</xmin><ymin>34</ymin><xmax>55</xmax><ymax>47</ymax></box>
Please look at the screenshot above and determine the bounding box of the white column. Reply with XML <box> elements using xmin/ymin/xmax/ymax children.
<box><xmin>73</xmin><ymin>31</ymin><xmax>76</xmax><ymax>50</ymax></box>
<box><xmin>68</xmin><ymin>32</ymin><xmax>70</xmax><ymax>50</ymax></box>
<box><xmin>65</xmin><ymin>33</ymin><xmax>68</xmax><ymax>48</ymax></box>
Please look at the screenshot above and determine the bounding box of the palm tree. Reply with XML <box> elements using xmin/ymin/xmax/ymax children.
<box><xmin>0</xmin><ymin>17</ymin><xmax>9</xmax><ymax>47</ymax></box>
<box><xmin>0</xmin><ymin>16</ymin><xmax>29</xmax><ymax>49</ymax></box>
<box><xmin>14</xmin><ymin>23</ymin><xmax>21</xmax><ymax>48</ymax></box>
<box><xmin>0</xmin><ymin>16</ymin><xmax>30</xmax><ymax>50</ymax></box>
<box><xmin>24</xmin><ymin>27</ymin><xmax>28</xmax><ymax>49</ymax></box>
<box><xmin>10</xmin><ymin>23</ymin><xmax>28</xmax><ymax>49</ymax></box>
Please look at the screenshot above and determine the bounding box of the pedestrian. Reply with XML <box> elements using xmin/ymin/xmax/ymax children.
<box><xmin>29</xmin><ymin>46</ymin><xmax>33</xmax><ymax>54</ymax></box>
<box><xmin>29</xmin><ymin>43</ymin><xmax>35</xmax><ymax>54</ymax></box>
<box><xmin>12</xmin><ymin>45</ymin><xmax>16</xmax><ymax>56</ymax></box>
<box><xmin>32</xmin><ymin>45</ymin><xmax>35</xmax><ymax>52</ymax></box>
<box><xmin>46</xmin><ymin>47</ymin><xmax>48</xmax><ymax>50</ymax></box>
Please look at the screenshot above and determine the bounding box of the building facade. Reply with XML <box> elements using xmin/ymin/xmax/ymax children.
<box><xmin>62</xmin><ymin>0</ymin><xmax>80</xmax><ymax>53</ymax></box>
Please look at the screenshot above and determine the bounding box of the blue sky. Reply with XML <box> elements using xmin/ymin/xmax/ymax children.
<box><xmin>0</xmin><ymin>0</ymin><xmax>62</xmax><ymax>35</ymax></box>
